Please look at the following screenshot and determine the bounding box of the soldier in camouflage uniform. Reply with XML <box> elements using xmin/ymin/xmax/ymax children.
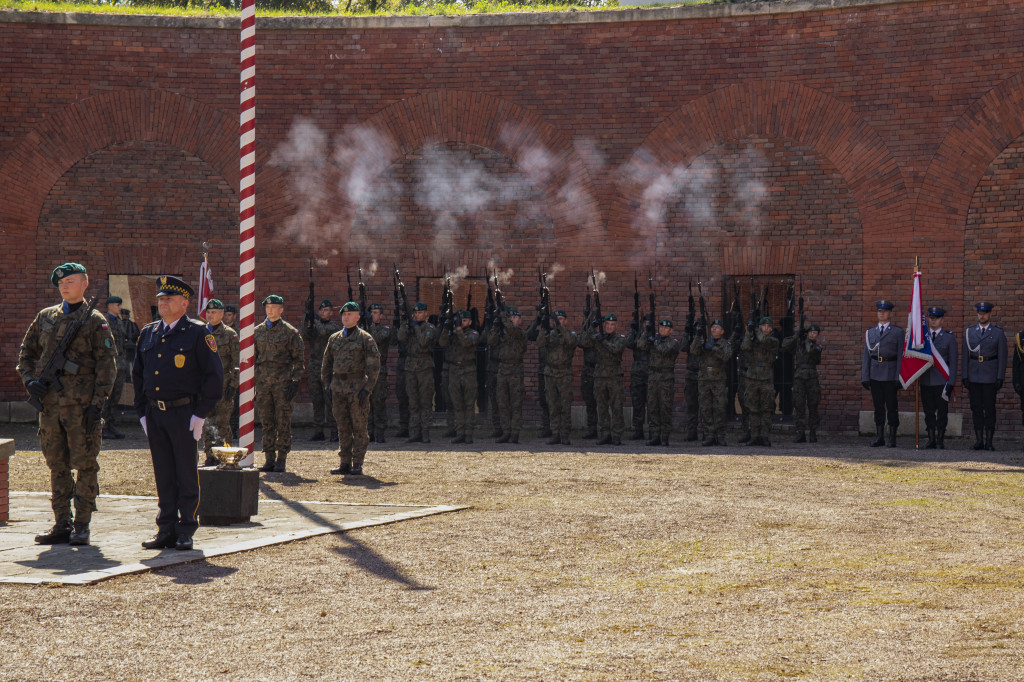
<box><xmin>224</xmin><ymin>304</ymin><xmax>240</xmax><ymax>438</ymax></box>
<box><xmin>398</xmin><ymin>302</ymin><xmax>437</xmax><ymax>443</ymax></box>
<box><xmin>579</xmin><ymin>329</ymin><xmax>599</xmax><ymax>439</ymax></box>
<box><xmin>682</xmin><ymin>315</ymin><xmax>701</xmax><ymax>441</ymax></box>
<box><xmin>201</xmin><ymin>299</ymin><xmax>240</xmax><ymax>465</ymax></box>
<box><xmin>303</xmin><ymin>299</ymin><xmax>340</xmax><ymax>441</ymax></box>
<box><xmin>526</xmin><ymin>314</ymin><xmax>552</xmax><ymax>439</ymax></box>
<box><xmin>483</xmin><ymin>320</ymin><xmax>503</xmax><ymax>439</ymax></box>
<box><xmin>394</xmin><ymin>333</ymin><xmax>411</xmax><ymax>438</ymax></box>
<box><xmin>100</xmin><ymin>295</ymin><xmax>128</xmax><ymax>439</ymax></box>
<box><xmin>626</xmin><ymin>321</ymin><xmax>650</xmax><ymax>440</ymax></box>
<box><xmin>254</xmin><ymin>295</ymin><xmax>305</xmax><ymax>472</ymax></box>
<box><xmin>690</xmin><ymin>319</ymin><xmax>733</xmax><ymax>446</ymax></box>
<box><xmin>741</xmin><ymin>316</ymin><xmax>780</xmax><ymax>447</ymax></box>
<box><xmin>636</xmin><ymin>319</ymin><xmax>682</xmax><ymax>446</ymax></box>
<box><xmin>367</xmin><ymin>303</ymin><xmax>397</xmax><ymax>442</ymax></box>
<box><xmin>782</xmin><ymin>323</ymin><xmax>823</xmax><ymax>443</ymax></box>
<box><xmin>580</xmin><ymin>312</ymin><xmax>627</xmax><ymax>446</ymax></box>
<box><xmin>537</xmin><ymin>310</ymin><xmax>577</xmax><ymax>445</ymax></box>
<box><xmin>18</xmin><ymin>263</ymin><xmax>116</xmax><ymax>546</ymax></box>
<box><xmin>439</xmin><ymin>310</ymin><xmax>480</xmax><ymax>443</ymax></box>
<box><xmin>323</xmin><ymin>302</ymin><xmax>380</xmax><ymax>476</ymax></box>
<box><xmin>487</xmin><ymin>307</ymin><xmax>528</xmax><ymax>443</ymax></box>
<box><xmin>121</xmin><ymin>308</ymin><xmax>140</xmax><ymax>365</ymax></box>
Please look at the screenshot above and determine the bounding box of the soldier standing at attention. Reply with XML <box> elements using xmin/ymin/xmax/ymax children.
<box><xmin>1012</xmin><ymin>322</ymin><xmax>1024</xmax><ymax>452</ymax></box>
<box><xmin>782</xmin><ymin>323</ymin><xmax>824</xmax><ymax>443</ymax></box>
<box><xmin>962</xmin><ymin>301</ymin><xmax>1007</xmax><ymax>451</ymax></box>
<box><xmin>439</xmin><ymin>310</ymin><xmax>480</xmax><ymax>443</ymax></box>
<box><xmin>741</xmin><ymin>316</ymin><xmax>780</xmax><ymax>447</ymax></box>
<box><xmin>398</xmin><ymin>302</ymin><xmax>437</xmax><ymax>443</ymax></box>
<box><xmin>580</xmin><ymin>313</ymin><xmax>627</xmax><ymax>446</ymax></box>
<box><xmin>101</xmin><ymin>295</ymin><xmax>128</xmax><ymax>440</ymax></box>
<box><xmin>526</xmin><ymin>311</ymin><xmax>552</xmax><ymax>439</ymax></box>
<box><xmin>920</xmin><ymin>307</ymin><xmax>956</xmax><ymax>449</ymax></box>
<box><xmin>482</xmin><ymin>314</ymin><xmax>503</xmax><ymax>439</ymax></box>
<box><xmin>690</xmin><ymin>319</ymin><xmax>733</xmax><ymax>447</ymax></box>
<box><xmin>223</xmin><ymin>304</ymin><xmax>239</xmax><ymax>332</ymax></box>
<box><xmin>254</xmin><ymin>295</ymin><xmax>305</xmax><ymax>472</ymax></box>
<box><xmin>861</xmin><ymin>300</ymin><xmax>903</xmax><ymax>448</ymax></box>
<box><xmin>579</xmin><ymin>325</ymin><xmax>599</xmax><ymax>440</ymax></box>
<box><xmin>121</xmin><ymin>308</ymin><xmax>140</xmax><ymax>367</ymax></box>
<box><xmin>636</xmin><ymin>319</ymin><xmax>681</xmax><ymax>446</ymax></box>
<box><xmin>18</xmin><ymin>263</ymin><xmax>116</xmax><ymax>546</ymax></box>
<box><xmin>303</xmin><ymin>299</ymin><xmax>340</xmax><ymax>442</ymax></box>
<box><xmin>367</xmin><ymin>303</ymin><xmax>396</xmax><ymax>443</ymax></box>
<box><xmin>536</xmin><ymin>310</ymin><xmax>577</xmax><ymax>445</ymax></box>
<box><xmin>323</xmin><ymin>302</ymin><xmax>380</xmax><ymax>476</ymax></box>
<box><xmin>625</xmin><ymin>319</ymin><xmax>650</xmax><ymax>441</ymax></box>
<box><xmin>487</xmin><ymin>307</ymin><xmax>529</xmax><ymax>444</ymax></box>
<box><xmin>201</xmin><ymin>299</ymin><xmax>240</xmax><ymax>466</ymax></box>
<box><xmin>134</xmin><ymin>276</ymin><xmax>223</xmax><ymax>552</ymax></box>
<box><xmin>682</xmin><ymin>310</ymin><xmax>701</xmax><ymax>442</ymax></box>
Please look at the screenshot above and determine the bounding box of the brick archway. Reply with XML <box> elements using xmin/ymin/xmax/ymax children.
<box><xmin>914</xmin><ymin>72</ymin><xmax>1024</xmax><ymax>303</ymax></box>
<box><xmin>630</xmin><ymin>80</ymin><xmax>909</xmax><ymax>308</ymax></box>
<box><xmin>353</xmin><ymin>90</ymin><xmax>603</xmax><ymax>245</ymax></box>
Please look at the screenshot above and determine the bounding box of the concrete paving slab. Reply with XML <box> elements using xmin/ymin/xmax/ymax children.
<box><xmin>0</xmin><ymin>492</ymin><xmax>465</xmax><ymax>585</ymax></box>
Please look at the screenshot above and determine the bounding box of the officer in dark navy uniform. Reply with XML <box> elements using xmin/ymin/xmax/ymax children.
<box><xmin>133</xmin><ymin>276</ymin><xmax>223</xmax><ymax>551</ymax></box>
<box><xmin>861</xmin><ymin>299</ymin><xmax>904</xmax><ymax>448</ymax></box>
<box><xmin>962</xmin><ymin>301</ymin><xmax>1007</xmax><ymax>451</ymax></box>
<box><xmin>921</xmin><ymin>306</ymin><xmax>957</xmax><ymax>449</ymax></box>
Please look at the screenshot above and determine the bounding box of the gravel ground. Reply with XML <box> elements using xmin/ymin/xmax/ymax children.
<box><xmin>2</xmin><ymin>422</ymin><xmax>1023</xmax><ymax>681</ymax></box>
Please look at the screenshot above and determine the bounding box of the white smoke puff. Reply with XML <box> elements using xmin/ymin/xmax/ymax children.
<box><xmin>270</xmin><ymin>118</ymin><xmax>332</xmax><ymax>245</ymax></box>
<box><xmin>547</xmin><ymin>263</ymin><xmax>565</xmax><ymax>281</ymax></box>
<box><xmin>367</xmin><ymin>260</ymin><xmax>379</xmax><ymax>277</ymax></box>
<box><xmin>587</xmin><ymin>271</ymin><xmax>607</xmax><ymax>289</ymax></box>
<box><xmin>334</xmin><ymin>124</ymin><xmax>402</xmax><ymax>249</ymax></box>
<box><xmin>448</xmin><ymin>264</ymin><xmax>470</xmax><ymax>287</ymax></box>
<box><xmin>314</xmin><ymin>257</ymin><xmax>330</xmax><ymax>267</ymax></box>
<box><xmin>494</xmin><ymin>268</ymin><xmax>514</xmax><ymax>286</ymax></box>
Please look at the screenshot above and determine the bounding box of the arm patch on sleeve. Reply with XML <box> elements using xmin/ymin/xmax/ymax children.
<box><xmin>206</xmin><ymin>334</ymin><xmax>218</xmax><ymax>352</ymax></box>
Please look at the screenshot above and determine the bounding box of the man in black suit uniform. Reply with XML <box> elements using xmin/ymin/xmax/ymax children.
<box><xmin>920</xmin><ymin>306</ymin><xmax>957</xmax><ymax>449</ymax></box>
<box><xmin>962</xmin><ymin>301</ymin><xmax>1007</xmax><ymax>451</ymax></box>
<box><xmin>133</xmin><ymin>276</ymin><xmax>223</xmax><ymax>551</ymax></box>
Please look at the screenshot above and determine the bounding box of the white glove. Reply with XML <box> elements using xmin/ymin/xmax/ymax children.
<box><xmin>140</xmin><ymin>416</ymin><xmax>148</xmax><ymax>436</ymax></box>
<box><xmin>189</xmin><ymin>415</ymin><xmax>205</xmax><ymax>441</ymax></box>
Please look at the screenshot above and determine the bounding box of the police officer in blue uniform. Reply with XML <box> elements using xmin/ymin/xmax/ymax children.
<box><xmin>862</xmin><ymin>299</ymin><xmax>904</xmax><ymax>447</ymax></box>
<box><xmin>133</xmin><ymin>276</ymin><xmax>223</xmax><ymax>551</ymax></box>
<box><xmin>921</xmin><ymin>306</ymin><xmax>957</xmax><ymax>449</ymax></box>
<box><xmin>962</xmin><ymin>301</ymin><xmax>1007</xmax><ymax>451</ymax></box>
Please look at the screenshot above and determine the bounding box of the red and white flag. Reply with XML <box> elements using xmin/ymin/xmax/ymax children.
<box><xmin>899</xmin><ymin>270</ymin><xmax>949</xmax><ymax>389</ymax></box>
<box><xmin>198</xmin><ymin>258</ymin><xmax>214</xmax><ymax>319</ymax></box>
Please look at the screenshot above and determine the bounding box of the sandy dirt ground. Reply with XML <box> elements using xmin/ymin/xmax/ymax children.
<box><xmin>1</xmin><ymin>422</ymin><xmax>1023</xmax><ymax>681</ymax></box>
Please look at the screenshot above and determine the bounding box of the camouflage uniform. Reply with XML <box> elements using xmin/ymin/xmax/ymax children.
<box><xmin>636</xmin><ymin>328</ymin><xmax>682</xmax><ymax>445</ymax></box>
<box><xmin>254</xmin><ymin>318</ymin><xmax>305</xmax><ymax>466</ymax></box>
<box><xmin>579</xmin><ymin>337</ymin><xmax>599</xmax><ymax>437</ymax></box>
<box><xmin>741</xmin><ymin>328</ymin><xmax>780</xmax><ymax>444</ymax></box>
<box><xmin>203</xmin><ymin>321</ymin><xmax>240</xmax><ymax>459</ymax></box>
<box><xmin>625</xmin><ymin>328</ymin><xmax>650</xmax><ymax>439</ymax></box>
<box><xmin>782</xmin><ymin>334</ymin><xmax>823</xmax><ymax>439</ymax></box>
<box><xmin>102</xmin><ymin>310</ymin><xmax>129</xmax><ymax>430</ymax></box>
<box><xmin>368</xmin><ymin>317</ymin><xmax>397</xmax><ymax>440</ymax></box>
<box><xmin>439</xmin><ymin>321</ymin><xmax>480</xmax><ymax>441</ymax></box>
<box><xmin>735</xmin><ymin>346</ymin><xmax>751</xmax><ymax>443</ymax></box>
<box><xmin>395</xmin><ymin>338</ymin><xmax>410</xmax><ymax>436</ymax></box>
<box><xmin>682</xmin><ymin>327</ymin><xmax>700</xmax><ymax>440</ymax></box>
<box><xmin>484</xmin><ymin>335</ymin><xmax>502</xmax><ymax>437</ymax></box>
<box><xmin>398</xmin><ymin>318</ymin><xmax>438</xmax><ymax>441</ymax></box>
<box><xmin>536</xmin><ymin>319</ymin><xmax>577</xmax><ymax>443</ymax></box>
<box><xmin>303</xmin><ymin>316</ymin><xmax>340</xmax><ymax>435</ymax></box>
<box><xmin>322</xmin><ymin>325</ymin><xmax>380</xmax><ymax>472</ymax></box>
<box><xmin>580</xmin><ymin>320</ymin><xmax>627</xmax><ymax>443</ymax></box>
<box><xmin>526</xmin><ymin>319</ymin><xmax>551</xmax><ymax>437</ymax></box>
<box><xmin>690</xmin><ymin>332</ymin><xmax>733</xmax><ymax>445</ymax></box>
<box><xmin>18</xmin><ymin>300</ymin><xmax>116</xmax><ymax>527</ymax></box>
<box><xmin>486</xmin><ymin>312</ymin><xmax>528</xmax><ymax>441</ymax></box>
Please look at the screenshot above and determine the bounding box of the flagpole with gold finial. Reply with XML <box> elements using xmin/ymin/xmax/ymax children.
<box><xmin>915</xmin><ymin>256</ymin><xmax>920</xmax><ymax>450</ymax></box>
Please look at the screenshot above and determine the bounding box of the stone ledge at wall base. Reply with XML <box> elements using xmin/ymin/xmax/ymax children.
<box><xmin>0</xmin><ymin>401</ymin><xmax>39</xmax><ymax>424</ymax></box>
<box><xmin>1</xmin><ymin>439</ymin><xmax>14</xmax><ymax>523</ymax></box>
<box><xmin>858</xmin><ymin>411</ymin><xmax>963</xmax><ymax>437</ymax></box>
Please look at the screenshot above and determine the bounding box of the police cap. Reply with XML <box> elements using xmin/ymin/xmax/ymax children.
<box><xmin>875</xmin><ymin>300</ymin><xmax>894</xmax><ymax>311</ymax></box>
<box><xmin>976</xmin><ymin>301</ymin><xmax>994</xmax><ymax>312</ymax></box>
<box><xmin>927</xmin><ymin>306</ymin><xmax>945</xmax><ymax>317</ymax></box>
<box><xmin>156</xmin><ymin>275</ymin><xmax>195</xmax><ymax>300</ymax></box>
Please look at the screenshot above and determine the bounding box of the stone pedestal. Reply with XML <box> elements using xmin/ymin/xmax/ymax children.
<box><xmin>197</xmin><ymin>467</ymin><xmax>259</xmax><ymax>525</ymax></box>
<box><xmin>0</xmin><ymin>439</ymin><xmax>13</xmax><ymax>523</ymax></box>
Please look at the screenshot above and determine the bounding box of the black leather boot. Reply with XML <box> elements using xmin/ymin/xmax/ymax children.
<box><xmin>985</xmin><ymin>427</ymin><xmax>995</xmax><ymax>451</ymax></box>
<box><xmin>924</xmin><ymin>428</ymin><xmax>937</xmax><ymax>449</ymax></box>
<box><xmin>808</xmin><ymin>429</ymin><xmax>818</xmax><ymax>443</ymax></box>
<box><xmin>886</xmin><ymin>426</ymin><xmax>897</xmax><ymax>448</ymax></box>
<box><xmin>309</xmin><ymin>431</ymin><xmax>325</xmax><ymax>441</ymax></box>
<box><xmin>273</xmin><ymin>451</ymin><xmax>288</xmax><ymax>473</ymax></box>
<box><xmin>870</xmin><ymin>425</ymin><xmax>885</xmax><ymax>447</ymax></box>
<box><xmin>259</xmin><ymin>452</ymin><xmax>276</xmax><ymax>472</ymax></box>
<box><xmin>972</xmin><ymin>429</ymin><xmax>984</xmax><ymax>451</ymax></box>
<box><xmin>793</xmin><ymin>431</ymin><xmax>806</xmax><ymax>443</ymax></box>
<box><xmin>35</xmin><ymin>519</ymin><xmax>73</xmax><ymax>545</ymax></box>
<box><xmin>69</xmin><ymin>522</ymin><xmax>91</xmax><ymax>546</ymax></box>
<box><xmin>684</xmin><ymin>430</ymin><xmax>698</xmax><ymax>442</ymax></box>
<box><xmin>936</xmin><ymin>428</ymin><xmax>945</xmax><ymax>449</ymax></box>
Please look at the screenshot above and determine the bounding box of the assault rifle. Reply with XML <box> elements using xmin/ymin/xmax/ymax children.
<box><xmin>484</xmin><ymin>271</ymin><xmax>496</xmax><ymax>329</ymax></box>
<box><xmin>686</xmin><ymin>279</ymin><xmax>696</xmax><ymax>337</ymax></box>
<box><xmin>27</xmin><ymin>286</ymin><xmax>107</xmax><ymax>412</ymax></box>
<box><xmin>538</xmin><ymin>265</ymin><xmax>551</xmax><ymax>331</ymax></box>
<box><xmin>646</xmin><ymin>272</ymin><xmax>657</xmax><ymax>337</ymax></box>
<box><xmin>632</xmin><ymin>272</ymin><xmax>641</xmax><ymax>332</ymax></box>
<box><xmin>491</xmin><ymin>269</ymin><xmax>506</xmax><ymax>333</ymax></box>
<box><xmin>357</xmin><ymin>263</ymin><xmax>369</xmax><ymax>330</ymax></box>
<box><xmin>696</xmin><ymin>276</ymin><xmax>709</xmax><ymax>339</ymax></box>
<box><xmin>798</xmin><ymin>281</ymin><xmax>807</xmax><ymax>338</ymax></box>
<box><xmin>393</xmin><ymin>263</ymin><xmax>413</xmax><ymax>322</ymax></box>
<box><xmin>346</xmin><ymin>266</ymin><xmax>355</xmax><ymax>304</ymax></box>
<box><xmin>441</xmin><ymin>267</ymin><xmax>454</xmax><ymax>325</ymax></box>
<box><xmin>392</xmin><ymin>271</ymin><xmax>401</xmax><ymax>327</ymax></box>
<box><xmin>590</xmin><ymin>269</ymin><xmax>603</xmax><ymax>330</ymax></box>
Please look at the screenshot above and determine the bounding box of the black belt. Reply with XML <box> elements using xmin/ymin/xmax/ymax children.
<box><xmin>875</xmin><ymin>356</ymin><xmax>896</xmax><ymax>362</ymax></box>
<box><xmin>148</xmin><ymin>396</ymin><xmax>192</xmax><ymax>410</ymax></box>
<box><xmin>970</xmin><ymin>354</ymin><xmax>988</xmax><ymax>362</ymax></box>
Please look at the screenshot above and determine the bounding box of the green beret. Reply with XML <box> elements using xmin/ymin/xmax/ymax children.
<box><xmin>205</xmin><ymin>299</ymin><xmax>224</xmax><ymax>310</ymax></box>
<box><xmin>710</xmin><ymin>319</ymin><xmax>725</xmax><ymax>328</ymax></box>
<box><xmin>603</xmin><ymin>313</ymin><xmax>617</xmax><ymax>322</ymax></box>
<box><xmin>553</xmin><ymin>310</ymin><xmax>567</xmax><ymax>318</ymax></box>
<box><xmin>458</xmin><ymin>310</ymin><xmax>472</xmax><ymax>319</ymax></box>
<box><xmin>808</xmin><ymin>324</ymin><xmax>821</xmax><ymax>332</ymax></box>
<box><xmin>319</xmin><ymin>299</ymin><xmax>333</xmax><ymax>309</ymax></box>
<box><xmin>370</xmin><ymin>303</ymin><xmax>384</xmax><ymax>311</ymax></box>
<box><xmin>51</xmin><ymin>262</ymin><xmax>86</xmax><ymax>287</ymax></box>
<box><xmin>659</xmin><ymin>319</ymin><xmax>673</xmax><ymax>327</ymax></box>
<box><xmin>340</xmin><ymin>301</ymin><xmax>360</xmax><ymax>312</ymax></box>
<box><xmin>224</xmin><ymin>305</ymin><xmax>237</xmax><ymax>313</ymax></box>
<box><xmin>507</xmin><ymin>308</ymin><xmax>521</xmax><ymax>316</ymax></box>
<box><xmin>263</xmin><ymin>295</ymin><xmax>284</xmax><ymax>305</ymax></box>
<box><xmin>414</xmin><ymin>302</ymin><xmax>428</xmax><ymax>311</ymax></box>
<box><xmin>759</xmin><ymin>316</ymin><xmax>773</xmax><ymax>326</ymax></box>
<box><xmin>106</xmin><ymin>295</ymin><xmax>123</xmax><ymax>304</ymax></box>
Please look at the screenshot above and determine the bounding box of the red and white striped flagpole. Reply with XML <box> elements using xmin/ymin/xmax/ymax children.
<box><xmin>238</xmin><ymin>0</ymin><xmax>257</xmax><ymax>465</ymax></box>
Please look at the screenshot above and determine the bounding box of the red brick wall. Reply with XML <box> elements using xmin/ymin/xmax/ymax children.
<box><xmin>2</xmin><ymin>1</ymin><xmax>1024</xmax><ymax>432</ymax></box>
